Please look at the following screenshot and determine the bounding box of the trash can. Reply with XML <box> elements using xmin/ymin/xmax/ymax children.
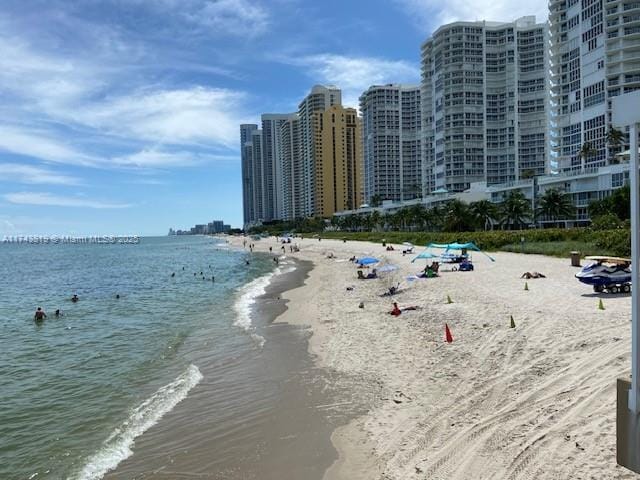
<box><xmin>570</xmin><ymin>251</ymin><xmax>581</xmax><ymax>267</ymax></box>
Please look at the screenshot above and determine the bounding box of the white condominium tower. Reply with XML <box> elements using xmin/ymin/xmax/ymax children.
<box><xmin>297</xmin><ymin>85</ymin><xmax>342</xmax><ymax>217</ymax></box>
<box><xmin>550</xmin><ymin>0</ymin><xmax>639</xmax><ymax>170</ymax></box>
<box><xmin>421</xmin><ymin>16</ymin><xmax>549</xmax><ymax>193</ymax></box>
<box><xmin>360</xmin><ymin>84</ymin><xmax>422</xmax><ymax>204</ymax></box>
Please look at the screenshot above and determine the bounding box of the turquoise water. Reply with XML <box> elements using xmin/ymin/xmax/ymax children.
<box><xmin>0</xmin><ymin>236</ymin><xmax>275</xmax><ymax>480</ymax></box>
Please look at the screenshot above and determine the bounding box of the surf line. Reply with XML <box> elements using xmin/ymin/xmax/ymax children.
<box><xmin>71</xmin><ymin>364</ymin><xmax>203</xmax><ymax>480</ymax></box>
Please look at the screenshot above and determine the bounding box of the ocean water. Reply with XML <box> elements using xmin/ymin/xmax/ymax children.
<box><xmin>0</xmin><ymin>236</ymin><xmax>288</xmax><ymax>480</ymax></box>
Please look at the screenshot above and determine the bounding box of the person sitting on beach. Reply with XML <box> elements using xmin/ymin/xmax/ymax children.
<box><xmin>521</xmin><ymin>271</ymin><xmax>546</xmax><ymax>279</ymax></box>
<box><xmin>367</xmin><ymin>269</ymin><xmax>377</xmax><ymax>279</ymax></box>
<box><xmin>71</xmin><ymin>294</ymin><xmax>79</xmax><ymax>303</ymax></box>
<box><xmin>34</xmin><ymin>307</ymin><xmax>47</xmax><ymax>321</ymax></box>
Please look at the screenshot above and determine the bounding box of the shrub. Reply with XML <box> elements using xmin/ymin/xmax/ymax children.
<box><xmin>590</xmin><ymin>213</ymin><xmax>622</xmax><ymax>231</ymax></box>
<box><xmin>315</xmin><ymin>228</ymin><xmax>631</xmax><ymax>258</ymax></box>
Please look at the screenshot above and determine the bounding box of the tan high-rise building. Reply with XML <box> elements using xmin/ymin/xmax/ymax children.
<box><xmin>312</xmin><ymin>105</ymin><xmax>363</xmax><ymax>217</ymax></box>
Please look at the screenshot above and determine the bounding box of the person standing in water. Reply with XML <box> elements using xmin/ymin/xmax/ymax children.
<box><xmin>71</xmin><ymin>294</ymin><xmax>79</xmax><ymax>303</ymax></box>
<box><xmin>34</xmin><ymin>307</ymin><xmax>47</xmax><ymax>321</ymax></box>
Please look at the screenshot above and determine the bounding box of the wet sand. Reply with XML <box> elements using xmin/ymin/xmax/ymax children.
<box><xmin>105</xmin><ymin>258</ymin><xmax>363</xmax><ymax>479</ymax></box>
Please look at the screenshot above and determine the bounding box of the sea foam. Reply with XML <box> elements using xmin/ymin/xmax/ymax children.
<box><xmin>70</xmin><ymin>364</ymin><xmax>203</xmax><ymax>480</ymax></box>
<box><xmin>233</xmin><ymin>261</ymin><xmax>295</xmax><ymax>347</ymax></box>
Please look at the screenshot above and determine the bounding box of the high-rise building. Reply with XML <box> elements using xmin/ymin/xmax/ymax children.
<box><xmin>280</xmin><ymin>115</ymin><xmax>301</xmax><ymax>220</ymax></box>
<box><xmin>261</xmin><ymin>113</ymin><xmax>297</xmax><ymax>221</ymax></box>
<box><xmin>250</xmin><ymin>129</ymin><xmax>264</xmax><ymax>222</ymax></box>
<box><xmin>312</xmin><ymin>105</ymin><xmax>364</xmax><ymax>217</ymax></box>
<box><xmin>550</xmin><ymin>0</ymin><xmax>638</xmax><ymax>171</ymax></box>
<box><xmin>360</xmin><ymin>84</ymin><xmax>422</xmax><ymax>204</ymax></box>
<box><xmin>297</xmin><ymin>85</ymin><xmax>342</xmax><ymax>217</ymax></box>
<box><xmin>240</xmin><ymin>124</ymin><xmax>258</xmax><ymax>227</ymax></box>
<box><xmin>421</xmin><ymin>16</ymin><xmax>549</xmax><ymax>192</ymax></box>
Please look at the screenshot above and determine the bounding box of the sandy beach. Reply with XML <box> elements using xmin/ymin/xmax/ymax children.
<box><xmin>230</xmin><ymin>235</ymin><xmax>636</xmax><ymax>479</ymax></box>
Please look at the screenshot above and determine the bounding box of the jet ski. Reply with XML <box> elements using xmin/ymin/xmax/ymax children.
<box><xmin>575</xmin><ymin>256</ymin><xmax>632</xmax><ymax>293</ymax></box>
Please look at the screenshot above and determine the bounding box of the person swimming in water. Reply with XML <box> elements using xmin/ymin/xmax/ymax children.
<box><xmin>71</xmin><ymin>294</ymin><xmax>79</xmax><ymax>303</ymax></box>
<box><xmin>171</xmin><ymin>272</ymin><xmax>175</xmax><ymax>277</ymax></box>
<box><xmin>55</xmin><ymin>309</ymin><xmax>63</xmax><ymax>317</ymax></box>
<box><xmin>116</xmin><ymin>294</ymin><xmax>120</xmax><ymax>299</ymax></box>
<box><xmin>34</xmin><ymin>307</ymin><xmax>47</xmax><ymax>321</ymax></box>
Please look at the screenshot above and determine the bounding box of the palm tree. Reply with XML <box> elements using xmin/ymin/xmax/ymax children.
<box><xmin>397</xmin><ymin>207</ymin><xmax>412</xmax><ymax>230</ymax></box>
<box><xmin>370</xmin><ymin>194</ymin><xmax>383</xmax><ymax>207</ymax></box>
<box><xmin>469</xmin><ymin>200</ymin><xmax>497</xmax><ymax>231</ymax></box>
<box><xmin>520</xmin><ymin>169</ymin><xmax>536</xmax><ymax>180</ymax></box>
<box><xmin>407</xmin><ymin>204</ymin><xmax>426</xmax><ymax>231</ymax></box>
<box><xmin>499</xmin><ymin>191</ymin><xmax>532</xmax><ymax>230</ymax></box>
<box><xmin>536</xmin><ymin>188</ymin><xmax>575</xmax><ymax>227</ymax></box>
<box><xmin>578</xmin><ymin>142</ymin><xmax>597</xmax><ymax>171</ymax></box>
<box><xmin>424</xmin><ymin>204</ymin><xmax>444</xmax><ymax>232</ymax></box>
<box><xmin>606</xmin><ymin>127</ymin><xmax>625</xmax><ymax>164</ymax></box>
<box><xmin>442</xmin><ymin>200</ymin><xmax>473</xmax><ymax>232</ymax></box>
<box><xmin>370</xmin><ymin>210</ymin><xmax>381</xmax><ymax>232</ymax></box>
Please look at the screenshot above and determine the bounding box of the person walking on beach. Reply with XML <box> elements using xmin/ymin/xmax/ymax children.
<box><xmin>34</xmin><ymin>307</ymin><xmax>47</xmax><ymax>321</ymax></box>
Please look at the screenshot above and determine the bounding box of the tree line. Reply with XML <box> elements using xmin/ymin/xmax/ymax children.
<box><xmin>248</xmin><ymin>185</ymin><xmax>630</xmax><ymax>235</ymax></box>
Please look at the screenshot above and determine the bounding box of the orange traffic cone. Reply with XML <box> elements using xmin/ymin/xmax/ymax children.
<box><xmin>445</xmin><ymin>323</ymin><xmax>453</xmax><ymax>343</ymax></box>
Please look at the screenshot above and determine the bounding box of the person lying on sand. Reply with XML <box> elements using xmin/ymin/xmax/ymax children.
<box><xmin>389</xmin><ymin>302</ymin><xmax>419</xmax><ymax>316</ymax></box>
<box><xmin>381</xmin><ymin>284</ymin><xmax>401</xmax><ymax>296</ymax></box>
<box><xmin>521</xmin><ymin>271</ymin><xmax>546</xmax><ymax>279</ymax></box>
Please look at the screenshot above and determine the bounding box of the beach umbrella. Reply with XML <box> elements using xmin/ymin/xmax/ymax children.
<box><xmin>356</xmin><ymin>256</ymin><xmax>380</xmax><ymax>266</ymax></box>
<box><xmin>377</xmin><ymin>264</ymin><xmax>399</xmax><ymax>273</ymax></box>
<box><xmin>411</xmin><ymin>251</ymin><xmax>438</xmax><ymax>262</ymax></box>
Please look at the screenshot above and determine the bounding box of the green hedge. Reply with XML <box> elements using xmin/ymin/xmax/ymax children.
<box><xmin>315</xmin><ymin>228</ymin><xmax>631</xmax><ymax>258</ymax></box>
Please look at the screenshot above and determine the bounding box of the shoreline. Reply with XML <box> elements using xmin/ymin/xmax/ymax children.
<box><xmin>228</xmin><ymin>235</ymin><xmax>636</xmax><ymax>479</ymax></box>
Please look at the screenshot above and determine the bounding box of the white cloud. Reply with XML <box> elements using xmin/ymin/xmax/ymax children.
<box><xmin>395</xmin><ymin>0</ymin><xmax>549</xmax><ymax>32</ymax></box>
<box><xmin>4</xmin><ymin>192</ymin><xmax>132</xmax><ymax>209</ymax></box>
<box><xmin>185</xmin><ymin>0</ymin><xmax>270</xmax><ymax>36</ymax></box>
<box><xmin>282</xmin><ymin>53</ymin><xmax>420</xmax><ymax>108</ymax></box>
<box><xmin>112</xmin><ymin>148</ymin><xmax>236</xmax><ymax>167</ymax></box>
<box><xmin>68</xmin><ymin>87</ymin><xmax>247</xmax><ymax>148</ymax></box>
<box><xmin>0</xmin><ymin>126</ymin><xmax>102</xmax><ymax>167</ymax></box>
<box><xmin>0</xmin><ymin>163</ymin><xmax>82</xmax><ymax>185</ymax></box>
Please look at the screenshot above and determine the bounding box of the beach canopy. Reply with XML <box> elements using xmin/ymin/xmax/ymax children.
<box><xmin>425</xmin><ymin>242</ymin><xmax>495</xmax><ymax>262</ymax></box>
<box><xmin>402</xmin><ymin>242</ymin><xmax>414</xmax><ymax>247</ymax></box>
<box><xmin>411</xmin><ymin>251</ymin><xmax>439</xmax><ymax>262</ymax></box>
<box><xmin>426</xmin><ymin>242</ymin><xmax>481</xmax><ymax>251</ymax></box>
<box><xmin>356</xmin><ymin>256</ymin><xmax>380</xmax><ymax>266</ymax></box>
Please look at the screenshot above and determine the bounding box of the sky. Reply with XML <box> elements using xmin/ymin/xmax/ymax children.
<box><xmin>0</xmin><ymin>0</ymin><xmax>548</xmax><ymax>236</ymax></box>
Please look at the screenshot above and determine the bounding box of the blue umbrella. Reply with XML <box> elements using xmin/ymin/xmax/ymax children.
<box><xmin>356</xmin><ymin>257</ymin><xmax>380</xmax><ymax>266</ymax></box>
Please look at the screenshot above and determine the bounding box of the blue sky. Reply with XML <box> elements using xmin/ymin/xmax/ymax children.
<box><xmin>0</xmin><ymin>0</ymin><xmax>547</xmax><ymax>235</ymax></box>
